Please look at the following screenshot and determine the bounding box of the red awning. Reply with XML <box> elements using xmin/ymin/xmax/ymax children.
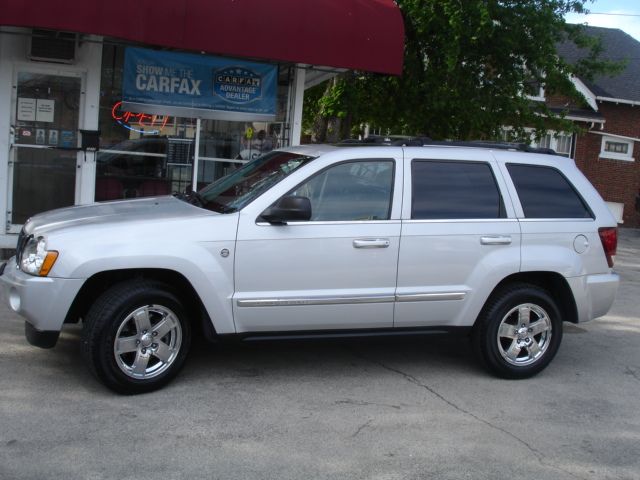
<box><xmin>0</xmin><ymin>0</ymin><xmax>405</xmax><ymax>75</ymax></box>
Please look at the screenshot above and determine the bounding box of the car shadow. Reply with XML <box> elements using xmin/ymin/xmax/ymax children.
<box><xmin>181</xmin><ymin>331</ymin><xmax>482</xmax><ymax>384</ymax></box>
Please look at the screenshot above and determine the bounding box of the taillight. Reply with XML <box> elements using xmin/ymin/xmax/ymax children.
<box><xmin>598</xmin><ymin>227</ymin><xmax>617</xmax><ymax>268</ymax></box>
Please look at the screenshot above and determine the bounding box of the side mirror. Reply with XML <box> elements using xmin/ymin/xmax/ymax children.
<box><xmin>260</xmin><ymin>196</ymin><xmax>312</xmax><ymax>224</ymax></box>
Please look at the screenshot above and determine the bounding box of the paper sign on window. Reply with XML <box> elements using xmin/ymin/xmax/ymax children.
<box><xmin>17</xmin><ymin>98</ymin><xmax>37</xmax><ymax>121</ymax></box>
<box><xmin>36</xmin><ymin>99</ymin><xmax>55</xmax><ymax>123</ymax></box>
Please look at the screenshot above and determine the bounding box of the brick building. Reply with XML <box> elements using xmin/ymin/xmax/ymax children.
<box><xmin>554</xmin><ymin>26</ymin><xmax>640</xmax><ymax>227</ymax></box>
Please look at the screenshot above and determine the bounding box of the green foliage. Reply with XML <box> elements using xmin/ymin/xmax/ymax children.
<box><xmin>304</xmin><ymin>0</ymin><xmax>623</xmax><ymax>141</ymax></box>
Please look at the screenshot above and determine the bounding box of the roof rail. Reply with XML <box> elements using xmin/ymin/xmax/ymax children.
<box><xmin>337</xmin><ymin>136</ymin><xmax>557</xmax><ymax>155</ymax></box>
<box><xmin>393</xmin><ymin>138</ymin><xmax>557</xmax><ymax>155</ymax></box>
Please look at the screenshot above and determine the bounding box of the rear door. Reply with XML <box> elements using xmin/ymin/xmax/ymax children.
<box><xmin>394</xmin><ymin>148</ymin><xmax>521</xmax><ymax>328</ymax></box>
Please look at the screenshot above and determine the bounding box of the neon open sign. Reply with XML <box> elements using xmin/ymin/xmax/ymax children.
<box><xmin>111</xmin><ymin>101</ymin><xmax>171</xmax><ymax>134</ymax></box>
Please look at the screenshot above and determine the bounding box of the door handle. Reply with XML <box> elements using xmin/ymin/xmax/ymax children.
<box><xmin>480</xmin><ymin>236</ymin><xmax>512</xmax><ymax>245</ymax></box>
<box><xmin>353</xmin><ymin>238</ymin><xmax>390</xmax><ymax>249</ymax></box>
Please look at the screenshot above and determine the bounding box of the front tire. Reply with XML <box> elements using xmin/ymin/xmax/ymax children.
<box><xmin>473</xmin><ymin>283</ymin><xmax>562</xmax><ymax>379</ymax></box>
<box><xmin>81</xmin><ymin>280</ymin><xmax>192</xmax><ymax>394</ymax></box>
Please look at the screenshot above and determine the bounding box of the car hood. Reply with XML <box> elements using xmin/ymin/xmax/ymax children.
<box><xmin>23</xmin><ymin>196</ymin><xmax>212</xmax><ymax>236</ymax></box>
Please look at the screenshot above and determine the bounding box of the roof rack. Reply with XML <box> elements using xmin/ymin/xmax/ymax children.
<box><xmin>398</xmin><ymin>138</ymin><xmax>557</xmax><ymax>155</ymax></box>
<box><xmin>336</xmin><ymin>137</ymin><xmax>557</xmax><ymax>155</ymax></box>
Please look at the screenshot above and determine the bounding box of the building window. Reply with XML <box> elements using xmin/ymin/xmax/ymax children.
<box><xmin>500</xmin><ymin>129</ymin><xmax>573</xmax><ymax>157</ymax></box>
<box><xmin>525</xmin><ymin>83</ymin><xmax>545</xmax><ymax>102</ymax></box>
<box><xmin>600</xmin><ymin>136</ymin><xmax>634</xmax><ymax>161</ymax></box>
<box><xmin>537</xmin><ymin>134</ymin><xmax>552</xmax><ymax>149</ymax></box>
<box><xmin>531</xmin><ymin>132</ymin><xmax>573</xmax><ymax>158</ymax></box>
<box><xmin>524</xmin><ymin>69</ymin><xmax>545</xmax><ymax>102</ymax></box>
<box><xmin>555</xmin><ymin>134</ymin><xmax>573</xmax><ymax>156</ymax></box>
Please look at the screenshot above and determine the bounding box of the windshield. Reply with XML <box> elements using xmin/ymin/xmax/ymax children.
<box><xmin>195</xmin><ymin>151</ymin><xmax>315</xmax><ymax>213</ymax></box>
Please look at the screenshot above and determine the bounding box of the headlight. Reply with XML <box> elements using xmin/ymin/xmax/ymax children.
<box><xmin>20</xmin><ymin>236</ymin><xmax>58</xmax><ymax>276</ymax></box>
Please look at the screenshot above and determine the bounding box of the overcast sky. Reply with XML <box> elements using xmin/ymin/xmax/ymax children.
<box><xmin>565</xmin><ymin>0</ymin><xmax>640</xmax><ymax>40</ymax></box>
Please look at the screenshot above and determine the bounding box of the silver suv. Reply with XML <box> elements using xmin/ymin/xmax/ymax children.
<box><xmin>0</xmin><ymin>144</ymin><xmax>619</xmax><ymax>393</ymax></box>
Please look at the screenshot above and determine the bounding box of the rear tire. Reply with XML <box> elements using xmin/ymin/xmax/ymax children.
<box><xmin>81</xmin><ymin>280</ymin><xmax>192</xmax><ymax>394</ymax></box>
<box><xmin>473</xmin><ymin>283</ymin><xmax>562</xmax><ymax>379</ymax></box>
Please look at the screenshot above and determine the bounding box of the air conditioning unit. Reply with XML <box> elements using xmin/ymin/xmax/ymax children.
<box><xmin>29</xmin><ymin>29</ymin><xmax>77</xmax><ymax>64</ymax></box>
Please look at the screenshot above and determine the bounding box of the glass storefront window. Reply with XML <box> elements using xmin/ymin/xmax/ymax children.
<box><xmin>96</xmin><ymin>44</ymin><xmax>291</xmax><ymax>201</ymax></box>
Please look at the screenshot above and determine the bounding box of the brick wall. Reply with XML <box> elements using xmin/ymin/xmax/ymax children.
<box><xmin>573</xmin><ymin>102</ymin><xmax>640</xmax><ymax>227</ymax></box>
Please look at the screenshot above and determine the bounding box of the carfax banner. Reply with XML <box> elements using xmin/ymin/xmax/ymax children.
<box><xmin>122</xmin><ymin>47</ymin><xmax>277</xmax><ymax>121</ymax></box>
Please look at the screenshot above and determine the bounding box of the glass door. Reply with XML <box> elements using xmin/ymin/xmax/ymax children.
<box><xmin>8</xmin><ymin>69</ymin><xmax>83</xmax><ymax>231</ymax></box>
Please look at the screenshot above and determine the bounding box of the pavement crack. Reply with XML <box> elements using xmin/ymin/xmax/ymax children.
<box><xmin>624</xmin><ymin>366</ymin><xmax>640</xmax><ymax>383</ymax></box>
<box><xmin>335</xmin><ymin>399</ymin><xmax>402</xmax><ymax>410</ymax></box>
<box><xmin>351</xmin><ymin>419</ymin><xmax>373</xmax><ymax>438</ymax></box>
<box><xmin>349</xmin><ymin>349</ymin><xmax>588</xmax><ymax>480</ymax></box>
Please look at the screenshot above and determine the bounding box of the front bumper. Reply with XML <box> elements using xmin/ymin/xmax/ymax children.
<box><xmin>0</xmin><ymin>257</ymin><xmax>84</xmax><ymax>347</ymax></box>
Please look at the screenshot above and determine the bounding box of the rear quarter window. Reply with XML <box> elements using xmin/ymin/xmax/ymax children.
<box><xmin>507</xmin><ymin>164</ymin><xmax>593</xmax><ymax>219</ymax></box>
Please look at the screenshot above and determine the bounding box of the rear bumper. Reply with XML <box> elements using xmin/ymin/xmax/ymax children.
<box><xmin>0</xmin><ymin>257</ymin><xmax>84</xmax><ymax>346</ymax></box>
<box><xmin>568</xmin><ymin>272</ymin><xmax>620</xmax><ymax>323</ymax></box>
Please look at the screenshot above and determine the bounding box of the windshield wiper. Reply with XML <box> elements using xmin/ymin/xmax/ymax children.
<box><xmin>189</xmin><ymin>191</ymin><xmax>207</xmax><ymax>207</ymax></box>
<box><xmin>173</xmin><ymin>191</ymin><xmax>207</xmax><ymax>208</ymax></box>
<box><xmin>206</xmin><ymin>200</ymin><xmax>237</xmax><ymax>214</ymax></box>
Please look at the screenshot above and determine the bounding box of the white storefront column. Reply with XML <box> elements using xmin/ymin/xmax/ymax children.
<box><xmin>288</xmin><ymin>66</ymin><xmax>306</xmax><ymax>146</ymax></box>
<box><xmin>76</xmin><ymin>35</ymin><xmax>103</xmax><ymax>205</ymax></box>
<box><xmin>192</xmin><ymin>117</ymin><xmax>201</xmax><ymax>192</ymax></box>
<box><xmin>0</xmin><ymin>29</ymin><xmax>29</xmax><ymax>247</ymax></box>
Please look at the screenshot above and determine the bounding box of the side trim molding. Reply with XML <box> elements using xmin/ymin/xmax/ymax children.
<box><xmin>395</xmin><ymin>292</ymin><xmax>466</xmax><ymax>302</ymax></box>
<box><xmin>237</xmin><ymin>292</ymin><xmax>466</xmax><ymax>307</ymax></box>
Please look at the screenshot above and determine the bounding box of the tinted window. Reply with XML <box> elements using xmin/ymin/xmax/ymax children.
<box><xmin>507</xmin><ymin>164</ymin><xmax>592</xmax><ymax>219</ymax></box>
<box><xmin>411</xmin><ymin>161</ymin><xmax>503</xmax><ymax>219</ymax></box>
<box><xmin>290</xmin><ymin>160</ymin><xmax>394</xmax><ymax>221</ymax></box>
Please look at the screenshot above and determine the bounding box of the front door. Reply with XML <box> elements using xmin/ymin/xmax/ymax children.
<box><xmin>233</xmin><ymin>155</ymin><xmax>403</xmax><ymax>333</ymax></box>
<box><xmin>8</xmin><ymin>68</ymin><xmax>85</xmax><ymax>231</ymax></box>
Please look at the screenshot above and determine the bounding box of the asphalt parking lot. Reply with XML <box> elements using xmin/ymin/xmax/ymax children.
<box><xmin>1</xmin><ymin>230</ymin><xmax>639</xmax><ymax>480</ymax></box>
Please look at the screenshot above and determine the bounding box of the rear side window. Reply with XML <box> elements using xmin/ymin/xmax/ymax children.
<box><xmin>507</xmin><ymin>164</ymin><xmax>592</xmax><ymax>219</ymax></box>
<box><xmin>411</xmin><ymin>160</ymin><xmax>504</xmax><ymax>219</ymax></box>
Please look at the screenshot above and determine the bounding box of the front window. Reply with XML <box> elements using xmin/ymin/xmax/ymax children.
<box><xmin>600</xmin><ymin>136</ymin><xmax>634</xmax><ymax>161</ymax></box>
<box><xmin>555</xmin><ymin>134</ymin><xmax>572</xmax><ymax>157</ymax></box>
<box><xmin>531</xmin><ymin>132</ymin><xmax>572</xmax><ymax>158</ymax></box>
<box><xmin>501</xmin><ymin>129</ymin><xmax>573</xmax><ymax>158</ymax></box>
<box><xmin>288</xmin><ymin>160</ymin><xmax>395</xmax><ymax>221</ymax></box>
<box><xmin>196</xmin><ymin>151</ymin><xmax>314</xmax><ymax>213</ymax></box>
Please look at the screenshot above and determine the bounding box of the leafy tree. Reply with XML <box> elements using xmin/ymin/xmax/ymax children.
<box><xmin>303</xmin><ymin>0</ymin><xmax>622</xmax><ymax>142</ymax></box>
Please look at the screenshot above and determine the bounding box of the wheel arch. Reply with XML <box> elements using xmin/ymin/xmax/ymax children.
<box><xmin>481</xmin><ymin>271</ymin><xmax>579</xmax><ymax>324</ymax></box>
<box><xmin>64</xmin><ymin>268</ymin><xmax>218</xmax><ymax>342</ymax></box>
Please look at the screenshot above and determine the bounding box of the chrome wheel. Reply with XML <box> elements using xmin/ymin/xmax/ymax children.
<box><xmin>114</xmin><ymin>304</ymin><xmax>183</xmax><ymax>379</ymax></box>
<box><xmin>497</xmin><ymin>303</ymin><xmax>552</xmax><ymax>367</ymax></box>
